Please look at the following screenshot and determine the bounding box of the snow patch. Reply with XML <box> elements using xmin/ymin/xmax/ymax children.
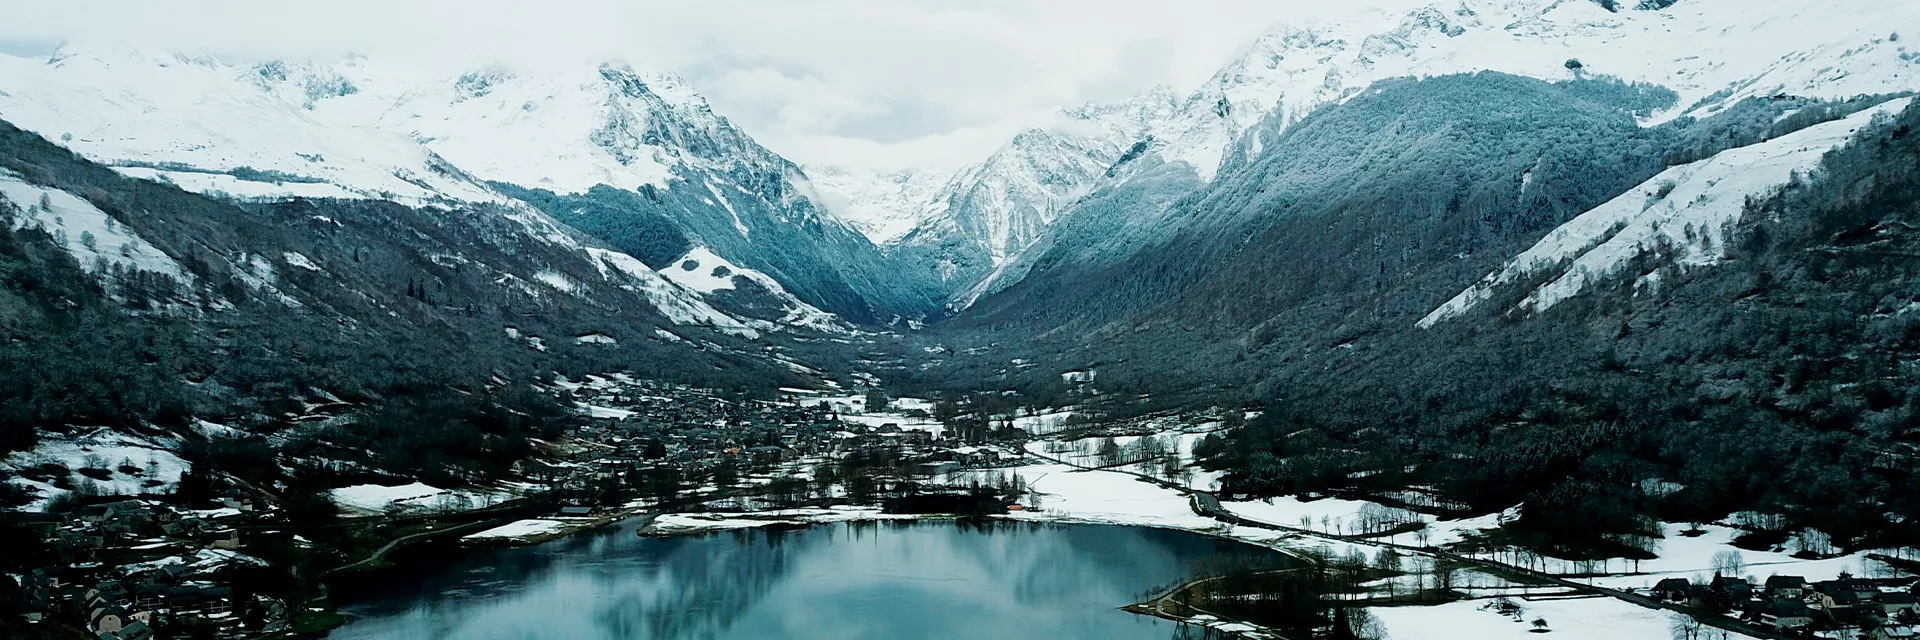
<box><xmin>329</xmin><ymin>482</ymin><xmax>445</xmax><ymax>512</ymax></box>
<box><xmin>281</xmin><ymin>251</ymin><xmax>322</xmax><ymax>272</ymax></box>
<box><xmin>658</xmin><ymin>247</ymin><xmax>847</xmax><ymax>333</ymax></box>
<box><xmin>463</xmin><ymin>518</ymin><xmax>593</xmax><ymax>542</ymax></box>
<box><xmin>585</xmin><ymin>247</ymin><xmax>759</xmax><ymax>338</ymax></box>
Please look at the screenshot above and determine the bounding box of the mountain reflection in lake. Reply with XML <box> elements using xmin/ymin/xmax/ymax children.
<box><xmin>331</xmin><ymin>520</ymin><xmax>1292</xmax><ymax>640</ymax></box>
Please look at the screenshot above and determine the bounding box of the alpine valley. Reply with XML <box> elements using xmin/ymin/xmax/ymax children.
<box><xmin>6</xmin><ymin>1</ymin><xmax>1920</xmax><ymax>639</ymax></box>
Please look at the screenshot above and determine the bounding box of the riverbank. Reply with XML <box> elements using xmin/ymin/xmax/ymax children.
<box><xmin>989</xmin><ymin>447</ymin><xmax>1771</xmax><ymax>640</ymax></box>
<box><xmin>636</xmin><ymin>506</ymin><xmax>938</xmax><ymax>536</ymax></box>
<box><xmin>328</xmin><ymin>432</ymin><xmax>1900</xmax><ymax>640</ymax></box>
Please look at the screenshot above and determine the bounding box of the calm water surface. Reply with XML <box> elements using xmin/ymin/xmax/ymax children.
<box><xmin>331</xmin><ymin>520</ymin><xmax>1290</xmax><ymax>640</ymax></box>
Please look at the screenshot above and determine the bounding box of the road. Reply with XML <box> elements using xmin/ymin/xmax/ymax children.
<box><xmin>323</xmin><ymin>520</ymin><xmax>500</xmax><ymax>577</ymax></box>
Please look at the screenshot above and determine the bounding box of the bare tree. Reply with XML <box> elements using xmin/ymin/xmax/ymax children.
<box><xmin>1710</xmin><ymin>550</ymin><xmax>1745</xmax><ymax>577</ymax></box>
<box><xmin>1669</xmin><ymin>614</ymin><xmax>1702</xmax><ymax>640</ymax></box>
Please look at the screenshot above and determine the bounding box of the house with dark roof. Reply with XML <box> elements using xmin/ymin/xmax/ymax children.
<box><xmin>1653</xmin><ymin>578</ymin><xmax>1693</xmax><ymax>602</ymax></box>
<box><xmin>1766</xmin><ymin>575</ymin><xmax>1808</xmax><ymax>600</ymax></box>
<box><xmin>1711</xmin><ymin>575</ymin><xmax>1755</xmax><ymax>610</ymax></box>
<box><xmin>1815</xmin><ymin>578</ymin><xmax>1878</xmax><ymax>611</ymax></box>
<box><xmin>17</xmin><ymin>583</ymin><xmax>50</xmax><ymax>623</ymax></box>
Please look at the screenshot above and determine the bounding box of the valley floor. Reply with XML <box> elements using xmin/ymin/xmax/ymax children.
<box><xmin>653</xmin><ymin>412</ymin><xmax>1915</xmax><ymax>640</ymax></box>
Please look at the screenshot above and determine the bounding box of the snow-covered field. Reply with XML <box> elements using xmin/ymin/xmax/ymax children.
<box><xmin>1222</xmin><ymin>491</ymin><xmax>1901</xmax><ymax>591</ymax></box>
<box><xmin>463</xmin><ymin>518</ymin><xmax>597</xmax><ymax>542</ymax></box>
<box><xmin>1009</xmin><ymin>409</ymin><xmax>1078</xmax><ymax>436</ymax></box>
<box><xmin>998</xmin><ymin>463</ymin><xmax>1221</xmax><ymax>532</ymax></box>
<box><xmin>329</xmin><ymin>482</ymin><xmax>517</xmax><ymax>516</ymax></box>
<box><xmin>988</xmin><ymin>428</ymin><xmax>1912</xmax><ymax>640</ymax></box>
<box><xmin>1223</xmin><ymin>496</ymin><xmax>1514</xmax><ymax>548</ymax></box>
<box><xmin>1372</xmin><ymin>596</ymin><xmax>1757</xmax><ymax>640</ymax></box>
<box><xmin>6</xmin><ymin>428</ymin><xmax>188</xmax><ymax>511</ymax></box>
<box><xmin>1549</xmin><ymin>522</ymin><xmax>1901</xmax><ymax>591</ymax></box>
<box><xmin>330</xmin><ymin>482</ymin><xmax>444</xmax><ymax>511</ymax></box>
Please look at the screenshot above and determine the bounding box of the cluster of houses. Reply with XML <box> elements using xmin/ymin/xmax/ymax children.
<box><xmin>546</xmin><ymin>378</ymin><xmax>1027</xmax><ymax>491</ymax></box>
<box><xmin>1649</xmin><ymin>573</ymin><xmax>1919</xmax><ymax>635</ymax></box>
<box><xmin>15</xmin><ymin>496</ymin><xmax>287</xmax><ymax>639</ymax></box>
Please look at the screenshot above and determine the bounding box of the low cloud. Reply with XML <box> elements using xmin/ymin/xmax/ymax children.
<box><xmin>0</xmin><ymin>0</ymin><xmax>1422</xmax><ymax>170</ymax></box>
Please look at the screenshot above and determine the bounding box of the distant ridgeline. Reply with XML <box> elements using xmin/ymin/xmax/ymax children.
<box><xmin>913</xmin><ymin>73</ymin><xmax>1920</xmax><ymax>553</ymax></box>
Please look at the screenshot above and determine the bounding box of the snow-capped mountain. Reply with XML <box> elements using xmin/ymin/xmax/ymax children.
<box><xmin>886</xmin><ymin>87</ymin><xmax>1180</xmax><ymax>289</ymax></box>
<box><xmin>1152</xmin><ymin>0</ymin><xmax>1917</xmax><ymax>174</ymax></box>
<box><xmin>803</xmin><ymin>165</ymin><xmax>949</xmax><ymax>245</ymax></box>
<box><xmin>0</xmin><ymin>45</ymin><xmax>942</xmax><ymax>326</ymax></box>
<box><xmin>901</xmin><ymin>0</ymin><xmax>1920</xmax><ymax>308</ymax></box>
<box><xmin>923</xmin><ymin>0</ymin><xmax>1920</xmax><ymax>403</ymax></box>
<box><xmin>0</xmin><ymin>44</ymin><xmax>499</xmax><ymax>205</ymax></box>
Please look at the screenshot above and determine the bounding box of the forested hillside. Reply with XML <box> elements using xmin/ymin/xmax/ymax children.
<box><xmin>1207</xmin><ymin>97</ymin><xmax>1920</xmax><ymax>556</ymax></box>
<box><xmin>927</xmin><ymin>74</ymin><xmax>1898</xmax><ymax>397</ymax></box>
<box><xmin>0</xmin><ymin>117</ymin><xmax>818</xmax><ymax>506</ymax></box>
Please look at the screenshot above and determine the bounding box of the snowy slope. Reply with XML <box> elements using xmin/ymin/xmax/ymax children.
<box><xmin>338</xmin><ymin>63</ymin><xmax>676</xmax><ymax>195</ymax></box>
<box><xmin>325</xmin><ymin>60</ymin><xmax>939</xmax><ymax>323</ymax></box>
<box><xmin>1420</xmin><ymin>97</ymin><xmax>1913</xmax><ymax>327</ymax></box>
<box><xmin>582</xmin><ymin>248</ymin><xmax>760</xmax><ymax>338</ymax></box>
<box><xmin>0</xmin><ymin>45</ymin><xmax>500</xmax><ymax>206</ymax></box>
<box><xmin>1155</xmin><ymin>0</ymin><xmax>1920</xmax><ymax>181</ymax></box>
<box><xmin>326</xmin><ymin>61</ymin><xmax>786</xmax><ymax>200</ymax></box>
<box><xmin>658</xmin><ymin>246</ymin><xmax>847</xmax><ymax>332</ymax></box>
<box><xmin>0</xmin><ymin>170</ymin><xmax>188</xmax><ymax>282</ymax></box>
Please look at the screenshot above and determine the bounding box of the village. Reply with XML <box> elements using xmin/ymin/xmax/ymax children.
<box><xmin>535</xmin><ymin>373</ymin><xmax>1034</xmax><ymax>508</ymax></box>
<box><xmin>15</xmin><ymin>372</ymin><xmax>1920</xmax><ymax>640</ymax></box>
<box><xmin>12</xmin><ymin>493</ymin><xmax>274</xmax><ymax>639</ymax></box>
<box><xmin>4</xmin><ymin>374</ymin><xmax>1047</xmax><ymax>640</ymax></box>
<box><xmin>1643</xmin><ymin>572</ymin><xmax>1920</xmax><ymax>638</ymax></box>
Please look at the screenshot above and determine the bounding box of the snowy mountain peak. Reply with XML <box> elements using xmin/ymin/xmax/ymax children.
<box><xmin>0</xmin><ymin>46</ymin><xmax>941</xmax><ymax>326</ymax></box>
<box><xmin>882</xmin><ymin>0</ymin><xmax>1920</xmax><ymax>306</ymax></box>
<box><xmin>1061</xmin><ymin>84</ymin><xmax>1181</xmax><ymax>132</ymax></box>
<box><xmin>804</xmin><ymin>165</ymin><xmax>949</xmax><ymax>244</ymax></box>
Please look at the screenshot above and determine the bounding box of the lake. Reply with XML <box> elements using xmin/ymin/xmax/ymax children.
<box><xmin>330</xmin><ymin>520</ymin><xmax>1294</xmax><ymax>640</ymax></box>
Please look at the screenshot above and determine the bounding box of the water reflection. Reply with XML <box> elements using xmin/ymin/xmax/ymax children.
<box><xmin>333</xmin><ymin>521</ymin><xmax>1289</xmax><ymax>640</ymax></box>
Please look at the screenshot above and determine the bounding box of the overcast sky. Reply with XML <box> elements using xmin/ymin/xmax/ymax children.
<box><xmin>0</xmin><ymin>1</ymin><xmax>1418</xmax><ymax>171</ymax></box>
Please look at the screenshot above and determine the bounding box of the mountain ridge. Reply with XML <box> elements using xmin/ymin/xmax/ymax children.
<box><xmin>859</xmin><ymin>0</ymin><xmax>1920</xmax><ymax>309</ymax></box>
<box><xmin>0</xmin><ymin>45</ymin><xmax>943</xmax><ymax>326</ymax></box>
